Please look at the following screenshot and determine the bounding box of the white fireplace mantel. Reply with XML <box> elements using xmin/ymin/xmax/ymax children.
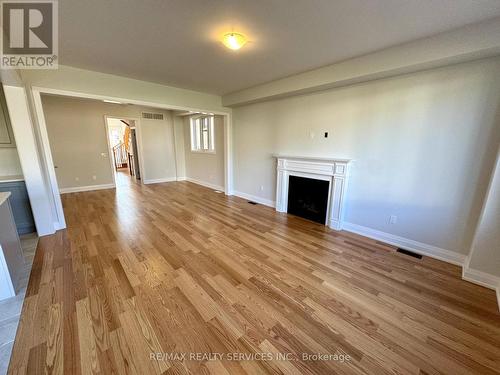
<box><xmin>274</xmin><ymin>155</ymin><xmax>351</xmax><ymax>230</ymax></box>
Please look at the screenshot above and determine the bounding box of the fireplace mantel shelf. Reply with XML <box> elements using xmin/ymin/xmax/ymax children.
<box><xmin>272</xmin><ymin>154</ymin><xmax>352</xmax><ymax>163</ymax></box>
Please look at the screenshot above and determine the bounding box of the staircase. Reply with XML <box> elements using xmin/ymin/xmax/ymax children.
<box><xmin>112</xmin><ymin>142</ymin><xmax>128</xmax><ymax>170</ymax></box>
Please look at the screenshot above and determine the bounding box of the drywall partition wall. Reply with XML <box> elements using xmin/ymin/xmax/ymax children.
<box><xmin>21</xmin><ymin>65</ymin><xmax>225</xmax><ymax>113</ymax></box>
<box><xmin>466</xmin><ymin>151</ymin><xmax>500</xmax><ymax>287</ymax></box>
<box><xmin>140</xmin><ymin>111</ymin><xmax>177</xmax><ymax>183</ymax></box>
<box><xmin>183</xmin><ymin>115</ymin><xmax>225</xmax><ymax>190</ymax></box>
<box><xmin>41</xmin><ymin>94</ymin><xmax>177</xmax><ymax>190</ymax></box>
<box><xmin>232</xmin><ymin>57</ymin><xmax>500</xmax><ymax>259</ymax></box>
<box><xmin>173</xmin><ymin>116</ymin><xmax>186</xmax><ymax>179</ymax></box>
<box><xmin>42</xmin><ymin>95</ymin><xmax>114</xmax><ymax>189</ymax></box>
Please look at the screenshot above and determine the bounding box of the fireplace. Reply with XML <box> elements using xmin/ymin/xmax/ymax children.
<box><xmin>287</xmin><ymin>175</ymin><xmax>329</xmax><ymax>224</ymax></box>
<box><xmin>274</xmin><ymin>155</ymin><xmax>351</xmax><ymax>230</ymax></box>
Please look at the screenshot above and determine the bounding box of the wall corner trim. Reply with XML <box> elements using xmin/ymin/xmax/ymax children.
<box><xmin>59</xmin><ymin>184</ymin><xmax>115</xmax><ymax>194</ymax></box>
<box><xmin>342</xmin><ymin>222</ymin><xmax>466</xmax><ymax>266</ymax></box>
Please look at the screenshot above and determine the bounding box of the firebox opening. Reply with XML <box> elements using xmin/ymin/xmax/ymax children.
<box><xmin>287</xmin><ymin>175</ymin><xmax>329</xmax><ymax>224</ymax></box>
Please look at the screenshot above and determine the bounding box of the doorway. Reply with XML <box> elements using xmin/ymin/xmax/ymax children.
<box><xmin>105</xmin><ymin>117</ymin><xmax>141</xmax><ymax>187</ymax></box>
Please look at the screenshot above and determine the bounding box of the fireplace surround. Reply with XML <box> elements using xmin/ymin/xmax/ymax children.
<box><xmin>274</xmin><ymin>155</ymin><xmax>351</xmax><ymax>230</ymax></box>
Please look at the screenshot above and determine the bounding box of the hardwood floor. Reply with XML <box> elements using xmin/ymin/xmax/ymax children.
<box><xmin>8</xmin><ymin>180</ymin><xmax>500</xmax><ymax>374</ymax></box>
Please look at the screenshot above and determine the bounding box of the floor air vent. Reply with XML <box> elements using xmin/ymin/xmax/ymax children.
<box><xmin>397</xmin><ymin>248</ymin><xmax>422</xmax><ymax>259</ymax></box>
<box><xmin>248</xmin><ymin>201</ymin><xmax>257</xmax><ymax>205</ymax></box>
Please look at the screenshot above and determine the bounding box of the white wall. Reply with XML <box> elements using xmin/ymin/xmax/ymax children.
<box><xmin>468</xmin><ymin>150</ymin><xmax>500</xmax><ymax>277</ymax></box>
<box><xmin>233</xmin><ymin>57</ymin><xmax>500</xmax><ymax>256</ymax></box>
<box><xmin>41</xmin><ymin>95</ymin><xmax>177</xmax><ymax>189</ymax></box>
<box><xmin>0</xmin><ymin>149</ymin><xmax>22</xmax><ymax>176</ymax></box>
<box><xmin>183</xmin><ymin>115</ymin><xmax>225</xmax><ymax>190</ymax></box>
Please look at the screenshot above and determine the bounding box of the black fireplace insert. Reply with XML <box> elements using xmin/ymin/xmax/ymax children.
<box><xmin>287</xmin><ymin>175</ymin><xmax>329</xmax><ymax>224</ymax></box>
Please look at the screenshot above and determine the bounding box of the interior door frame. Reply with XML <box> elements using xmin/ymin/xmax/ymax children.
<box><xmin>103</xmin><ymin>115</ymin><xmax>143</xmax><ymax>187</ymax></box>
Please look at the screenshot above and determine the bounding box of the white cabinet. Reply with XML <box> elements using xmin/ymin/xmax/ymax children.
<box><xmin>0</xmin><ymin>192</ymin><xmax>24</xmax><ymax>300</ymax></box>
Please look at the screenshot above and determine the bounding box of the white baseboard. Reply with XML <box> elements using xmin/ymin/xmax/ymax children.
<box><xmin>59</xmin><ymin>183</ymin><xmax>115</xmax><ymax>194</ymax></box>
<box><xmin>176</xmin><ymin>176</ymin><xmax>187</xmax><ymax>181</ymax></box>
<box><xmin>342</xmin><ymin>222</ymin><xmax>466</xmax><ymax>266</ymax></box>
<box><xmin>143</xmin><ymin>177</ymin><xmax>177</xmax><ymax>185</ymax></box>
<box><xmin>186</xmin><ymin>177</ymin><xmax>225</xmax><ymax>192</ymax></box>
<box><xmin>233</xmin><ymin>190</ymin><xmax>275</xmax><ymax>208</ymax></box>
<box><xmin>461</xmin><ymin>257</ymin><xmax>500</xmax><ymax>312</ymax></box>
<box><xmin>462</xmin><ymin>259</ymin><xmax>500</xmax><ymax>290</ymax></box>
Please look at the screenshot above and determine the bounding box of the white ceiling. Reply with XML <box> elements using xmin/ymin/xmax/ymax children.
<box><xmin>59</xmin><ymin>0</ymin><xmax>500</xmax><ymax>95</ymax></box>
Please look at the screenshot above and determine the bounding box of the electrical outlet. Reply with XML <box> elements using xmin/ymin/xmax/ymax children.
<box><xmin>75</xmin><ymin>177</ymin><xmax>79</xmax><ymax>181</ymax></box>
<box><xmin>260</xmin><ymin>185</ymin><xmax>264</xmax><ymax>191</ymax></box>
<box><xmin>309</xmin><ymin>131</ymin><xmax>315</xmax><ymax>139</ymax></box>
<box><xmin>101</xmin><ymin>152</ymin><xmax>107</xmax><ymax>158</ymax></box>
<box><xmin>389</xmin><ymin>215</ymin><xmax>398</xmax><ymax>224</ymax></box>
<box><xmin>92</xmin><ymin>175</ymin><xmax>97</xmax><ymax>181</ymax></box>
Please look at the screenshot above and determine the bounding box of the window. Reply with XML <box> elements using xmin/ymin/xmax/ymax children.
<box><xmin>190</xmin><ymin>116</ymin><xmax>215</xmax><ymax>152</ymax></box>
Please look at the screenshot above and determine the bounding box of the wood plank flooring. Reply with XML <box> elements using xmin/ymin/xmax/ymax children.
<box><xmin>8</xmin><ymin>178</ymin><xmax>500</xmax><ymax>374</ymax></box>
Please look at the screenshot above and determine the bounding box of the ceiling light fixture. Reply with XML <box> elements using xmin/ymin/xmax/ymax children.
<box><xmin>222</xmin><ymin>32</ymin><xmax>247</xmax><ymax>50</ymax></box>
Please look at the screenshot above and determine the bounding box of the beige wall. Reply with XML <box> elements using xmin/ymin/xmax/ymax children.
<box><xmin>41</xmin><ymin>95</ymin><xmax>177</xmax><ymax>189</ymax></box>
<box><xmin>140</xmin><ymin>111</ymin><xmax>177</xmax><ymax>182</ymax></box>
<box><xmin>0</xmin><ymin>148</ymin><xmax>22</xmax><ymax>176</ymax></box>
<box><xmin>232</xmin><ymin>57</ymin><xmax>500</xmax><ymax>255</ymax></box>
<box><xmin>182</xmin><ymin>115</ymin><xmax>225</xmax><ymax>189</ymax></box>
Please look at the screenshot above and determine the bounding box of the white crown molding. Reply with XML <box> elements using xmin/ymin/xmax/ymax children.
<box><xmin>342</xmin><ymin>222</ymin><xmax>466</xmax><ymax>266</ymax></box>
<box><xmin>185</xmin><ymin>178</ymin><xmax>224</xmax><ymax>192</ymax></box>
<box><xmin>233</xmin><ymin>190</ymin><xmax>275</xmax><ymax>208</ymax></box>
<box><xmin>59</xmin><ymin>183</ymin><xmax>115</xmax><ymax>194</ymax></box>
